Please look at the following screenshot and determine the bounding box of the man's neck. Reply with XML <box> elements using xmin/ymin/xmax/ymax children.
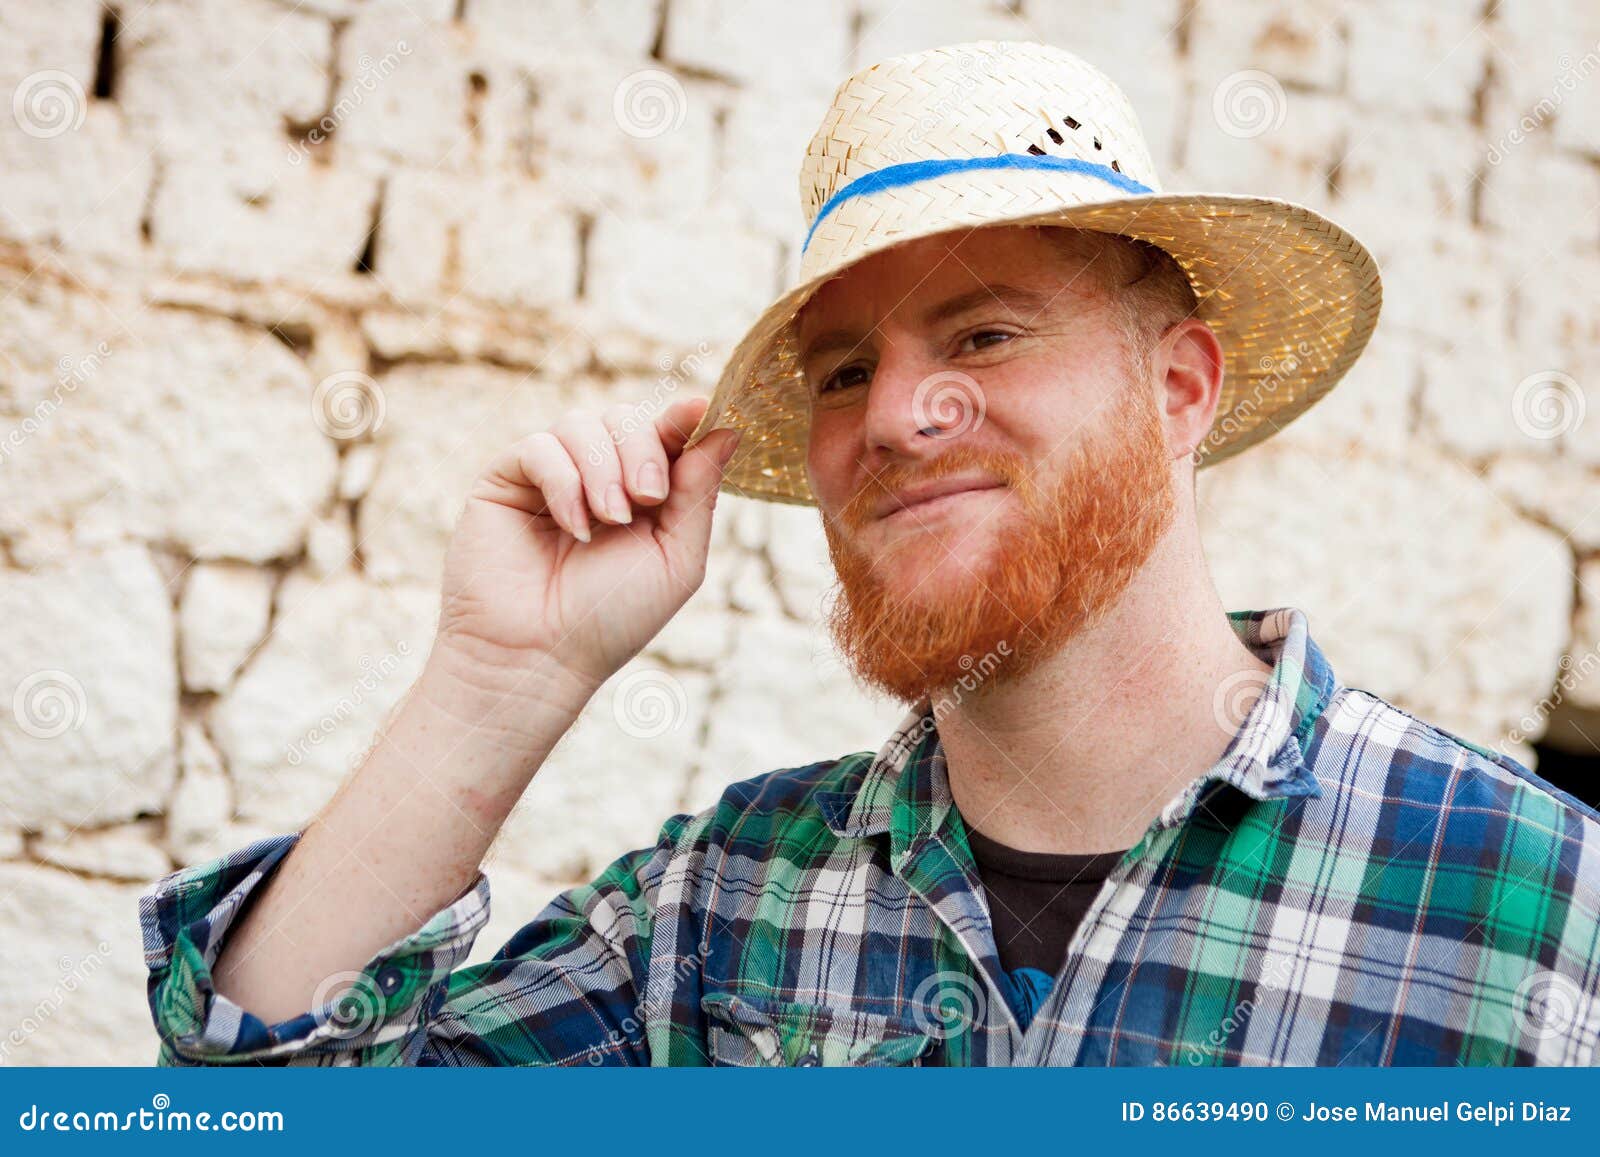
<box><xmin>934</xmin><ymin>520</ymin><xmax>1273</xmax><ymax>856</ymax></box>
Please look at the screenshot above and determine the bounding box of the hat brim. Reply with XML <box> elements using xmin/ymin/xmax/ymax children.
<box><xmin>688</xmin><ymin>187</ymin><xmax>1382</xmax><ymax>506</ymax></box>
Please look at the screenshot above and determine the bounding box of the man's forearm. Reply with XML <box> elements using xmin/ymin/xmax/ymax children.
<box><xmin>210</xmin><ymin>645</ymin><xmax>598</xmax><ymax>1026</ymax></box>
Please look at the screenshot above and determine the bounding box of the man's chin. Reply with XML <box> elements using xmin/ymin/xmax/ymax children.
<box><xmin>855</xmin><ymin>527</ymin><xmax>999</xmax><ymax>594</ymax></box>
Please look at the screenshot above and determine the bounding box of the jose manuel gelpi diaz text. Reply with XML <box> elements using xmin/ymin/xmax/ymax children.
<box><xmin>1302</xmin><ymin>1101</ymin><xmax>1572</xmax><ymax>1124</ymax></box>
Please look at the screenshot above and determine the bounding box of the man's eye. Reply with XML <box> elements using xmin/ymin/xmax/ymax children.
<box><xmin>960</xmin><ymin>329</ymin><xmax>1015</xmax><ymax>353</ymax></box>
<box><xmin>820</xmin><ymin>363</ymin><xmax>872</xmax><ymax>394</ymax></box>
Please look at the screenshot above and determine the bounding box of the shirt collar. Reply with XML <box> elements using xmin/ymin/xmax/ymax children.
<box><xmin>818</xmin><ymin>607</ymin><xmax>1336</xmax><ymax>845</ymax></box>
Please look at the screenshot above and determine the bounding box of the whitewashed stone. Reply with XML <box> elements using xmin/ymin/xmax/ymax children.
<box><xmin>1018</xmin><ymin>3</ymin><xmax>1186</xmax><ymax>174</ymax></box>
<box><xmin>646</xmin><ymin>580</ymin><xmax>736</xmax><ymax>669</ymax></box>
<box><xmin>0</xmin><ymin>864</ymin><xmax>153</xmax><ymax>1064</ymax></box>
<box><xmin>687</xmin><ymin>613</ymin><xmax>906</xmax><ymax>812</ymax></box>
<box><xmin>0</xmin><ymin>547</ymin><xmax>177</xmax><ymax>829</ymax></box>
<box><xmin>179</xmin><ymin>563</ymin><xmax>276</xmax><ymax>693</ymax></box>
<box><xmin>1568</xmin><ymin>558</ymin><xmax>1600</xmax><ymax>711</ymax></box>
<box><xmin>1479</xmin><ymin>150</ymin><xmax>1600</xmax><ymax>254</ymax></box>
<box><xmin>211</xmin><ymin>569</ymin><xmax>435</xmax><ymax>829</ymax></box>
<box><xmin>0</xmin><ymin>275</ymin><xmax>339</xmax><ymax>562</ymax></box>
<box><xmin>340</xmin><ymin>443</ymin><xmax>381</xmax><ymax>502</ymax></box>
<box><xmin>666</xmin><ymin>0</ymin><xmax>853</xmax><ymax>96</ymax></box>
<box><xmin>1332</xmin><ymin>117</ymin><xmax>1482</xmax><ymax>255</ymax></box>
<box><xmin>330</xmin><ymin>10</ymin><xmax>483</xmax><ymax>171</ymax></box>
<box><xmin>1185</xmin><ymin>0</ymin><xmax>1345</xmax><ymax>91</ymax></box>
<box><xmin>305</xmin><ymin>514</ymin><xmax>356</xmax><ymax>578</ymax></box>
<box><xmin>355</xmin><ymin>363</ymin><xmax>574</xmax><ymax>584</ymax></box>
<box><xmin>166</xmin><ymin>722</ymin><xmax>237</xmax><ymax>865</ymax></box>
<box><xmin>853</xmin><ymin>1</ymin><xmax>1039</xmax><ymax>77</ymax></box>
<box><xmin>717</xmin><ymin>91</ymin><xmax>830</xmax><ymax>238</ymax></box>
<box><xmin>1481</xmin><ymin>4</ymin><xmax>1600</xmax><ymax>158</ymax></box>
<box><xmin>118</xmin><ymin>0</ymin><xmax>330</xmax><ymax>160</ymax></box>
<box><xmin>1484</xmin><ymin>457</ymin><xmax>1600</xmax><ymax>553</ymax></box>
<box><xmin>727</xmin><ymin>554</ymin><xmax>783</xmax><ymax>617</ymax></box>
<box><xmin>528</xmin><ymin>54</ymin><xmax>719</xmax><ymax>220</ymax></box>
<box><xmin>1265</xmin><ymin>324</ymin><xmax>1418</xmax><ymax>462</ymax></box>
<box><xmin>1198</xmin><ymin>442</ymin><xmax>1573</xmax><ymax>752</ymax></box>
<box><xmin>376</xmin><ymin>170</ymin><xmax>581</xmax><ymax>311</ymax></box>
<box><xmin>767</xmin><ymin>501</ymin><xmax>835</xmax><ymax>623</ymax></box>
<box><xmin>0</xmin><ymin>109</ymin><xmax>153</xmax><ymax>260</ymax></box>
<box><xmin>0</xmin><ymin>0</ymin><xmax>102</xmax><ymax>87</ymax></box>
<box><xmin>585</xmin><ymin>214</ymin><xmax>776</xmax><ymax>345</ymax></box>
<box><xmin>147</xmin><ymin>155</ymin><xmax>377</xmax><ymax>281</ymax></box>
<box><xmin>471</xmin><ymin>0</ymin><xmax>656</xmax><ymax>62</ymax></box>
<box><xmin>32</xmin><ymin>819</ymin><xmax>172</xmax><ymax>882</ymax></box>
<box><xmin>1346</xmin><ymin>3</ymin><xmax>1488</xmax><ymax>118</ymax></box>
<box><xmin>1177</xmin><ymin>89</ymin><xmax>1347</xmax><ymax>212</ymax></box>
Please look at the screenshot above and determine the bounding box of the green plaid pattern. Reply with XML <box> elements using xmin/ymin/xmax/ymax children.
<box><xmin>140</xmin><ymin>608</ymin><xmax>1600</xmax><ymax>1066</ymax></box>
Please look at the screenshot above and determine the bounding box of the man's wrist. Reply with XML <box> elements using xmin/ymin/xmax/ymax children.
<box><xmin>417</xmin><ymin>636</ymin><xmax>601</xmax><ymax>735</ymax></box>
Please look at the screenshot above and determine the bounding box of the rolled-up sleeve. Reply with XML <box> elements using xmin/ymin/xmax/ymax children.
<box><xmin>139</xmin><ymin>819</ymin><xmax>688</xmax><ymax>1066</ymax></box>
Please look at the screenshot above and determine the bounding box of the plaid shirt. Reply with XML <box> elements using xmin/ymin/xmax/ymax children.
<box><xmin>140</xmin><ymin>607</ymin><xmax>1600</xmax><ymax>1066</ymax></box>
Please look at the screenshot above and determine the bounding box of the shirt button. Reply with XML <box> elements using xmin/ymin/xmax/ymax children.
<box><xmin>376</xmin><ymin>966</ymin><xmax>403</xmax><ymax>995</ymax></box>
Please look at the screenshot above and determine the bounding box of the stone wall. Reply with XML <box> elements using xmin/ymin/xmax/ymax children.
<box><xmin>0</xmin><ymin>0</ymin><xmax>1596</xmax><ymax>1064</ymax></box>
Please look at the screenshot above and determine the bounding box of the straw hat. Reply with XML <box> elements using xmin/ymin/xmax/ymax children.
<box><xmin>685</xmin><ymin>40</ymin><xmax>1382</xmax><ymax>506</ymax></box>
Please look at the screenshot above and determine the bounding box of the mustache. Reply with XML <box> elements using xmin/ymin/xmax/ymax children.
<box><xmin>833</xmin><ymin>445</ymin><xmax>1041</xmax><ymax>531</ymax></box>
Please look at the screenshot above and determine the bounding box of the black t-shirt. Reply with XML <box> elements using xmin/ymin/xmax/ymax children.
<box><xmin>964</xmin><ymin>824</ymin><xmax>1128</xmax><ymax>1030</ymax></box>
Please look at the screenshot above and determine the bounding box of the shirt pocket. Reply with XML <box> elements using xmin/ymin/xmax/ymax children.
<box><xmin>701</xmin><ymin>992</ymin><xmax>935</xmax><ymax>1067</ymax></box>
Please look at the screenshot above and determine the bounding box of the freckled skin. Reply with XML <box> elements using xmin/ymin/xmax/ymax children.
<box><xmin>798</xmin><ymin>227</ymin><xmax>1139</xmax><ymax>597</ymax></box>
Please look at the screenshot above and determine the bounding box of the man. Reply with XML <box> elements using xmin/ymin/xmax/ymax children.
<box><xmin>141</xmin><ymin>41</ymin><xmax>1600</xmax><ymax>1066</ymax></box>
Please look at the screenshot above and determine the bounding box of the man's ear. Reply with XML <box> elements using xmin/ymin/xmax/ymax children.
<box><xmin>1159</xmin><ymin>318</ymin><xmax>1225</xmax><ymax>462</ymax></box>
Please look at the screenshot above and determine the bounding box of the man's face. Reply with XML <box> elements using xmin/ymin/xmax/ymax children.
<box><xmin>798</xmin><ymin>226</ymin><xmax>1182</xmax><ymax>703</ymax></box>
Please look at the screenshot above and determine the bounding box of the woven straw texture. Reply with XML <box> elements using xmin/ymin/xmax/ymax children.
<box><xmin>689</xmin><ymin>40</ymin><xmax>1383</xmax><ymax>506</ymax></box>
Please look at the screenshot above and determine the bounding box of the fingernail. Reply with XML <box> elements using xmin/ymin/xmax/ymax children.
<box><xmin>605</xmin><ymin>482</ymin><xmax>632</xmax><ymax>523</ymax></box>
<box><xmin>570</xmin><ymin>504</ymin><xmax>591</xmax><ymax>543</ymax></box>
<box><xmin>636</xmin><ymin>461</ymin><xmax>666</xmax><ymax>499</ymax></box>
<box><xmin>715</xmin><ymin>430</ymin><xmax>742</xmax><ymax>468</ymax></box>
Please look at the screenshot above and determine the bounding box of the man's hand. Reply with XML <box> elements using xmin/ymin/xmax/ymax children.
<box><xmin>435</xmin><ymin>394</ymin><xmax>740</xmax><ymax>690</ymax></box>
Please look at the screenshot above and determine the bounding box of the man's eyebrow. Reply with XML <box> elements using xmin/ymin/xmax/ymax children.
<box><xmin>919</xmin><ymin>283</ymin><xmax>1057</xmax><ymax>327</ymax></box>
<box><xmin>798</xmin><ymin>283</ymin><xmax>1060</xmax><ymax>365</ymax></box>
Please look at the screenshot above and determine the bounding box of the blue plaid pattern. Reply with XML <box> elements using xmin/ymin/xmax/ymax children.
<box><xmin>140</xmin><ymin>608</ymin><xmax>1600</xmax><ymax>1066</ymax></box>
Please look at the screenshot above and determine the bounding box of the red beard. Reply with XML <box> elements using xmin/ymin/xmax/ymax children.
<box><xmin>820</xmin><ymin>382</ymin><xmax>1176</xmax><ymax>704</ymax></box>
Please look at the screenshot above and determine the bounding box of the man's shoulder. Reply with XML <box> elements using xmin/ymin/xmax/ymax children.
<box><xmin>669</xmin><ymin>751</ymin><xmax>879</xmax><ymax>853</ymax></box>
<box><xmin>1323</xmin><ymin>682</ymin><xmax>1600</xmax><ymax>855</ymax></box>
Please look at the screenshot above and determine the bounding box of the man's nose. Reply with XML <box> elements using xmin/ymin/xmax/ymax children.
<box><xmin>861</xmin><ymin>343</ymin><xmax>968</xmax><ymax>458</ymax></box>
